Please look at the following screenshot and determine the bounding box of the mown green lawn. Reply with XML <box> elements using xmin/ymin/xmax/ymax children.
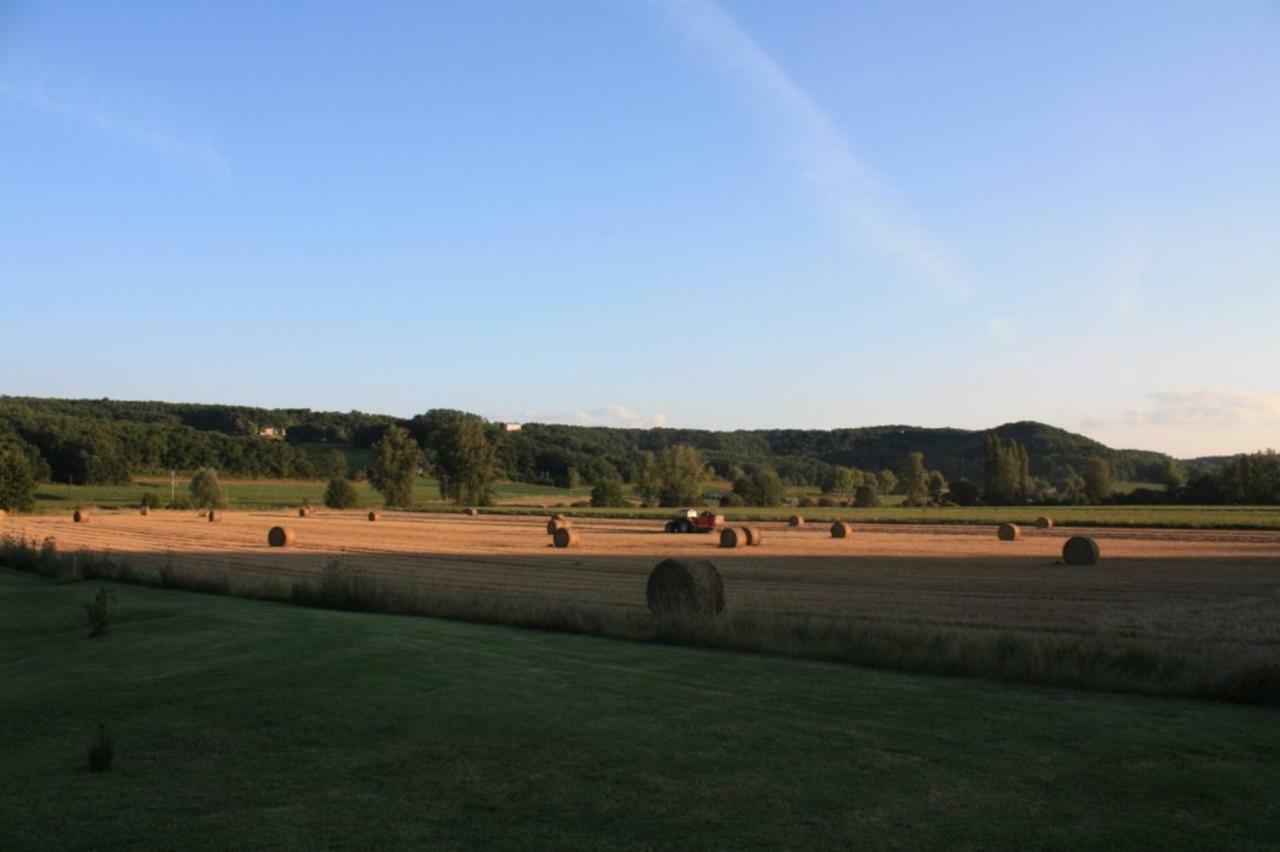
<box><xmin>29</xmin><ymin>477</ymin><xmax>1280</xmax><ymax>528</ymax></box>
<box><xmin>33</xmin><ymin>477</ymin><xmax>593</xmax><ymax>513</ymax></box>
<box><xmin>1</xmin><ymin>570</ymin><xmax>1276</xmax><ymax>849</ymax></box>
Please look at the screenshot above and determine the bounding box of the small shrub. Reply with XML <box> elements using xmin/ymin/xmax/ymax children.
<box><xmin>854</xmin><ymin>485</ymin><xmax>880</xmax><ymax>508</ymax></box>
<box><xmin>719</xmin><ymin>493</ymin><xmax>745</xmax><ymax>507</ymax></box>
<box><xmin>797</xmin><ymin>496</ymin><xmax>816</xmax><ymax>508</ymax></box>
<box><xmin>87</xmin><ymin>724</ymin><xmax>113</xmax><ymax>772</ymax></box>
<box><xmin>139</xmin><ymin>492</ymin><xmax>162</xmax><ymax>510</ymax></box>
<box><xmin>590</xmin><ymin>478</ymin><xmax>627</xmax><ymax>508</ymax></box>
<box><xmin>189</xmin><ymin>468</ymin><xmax>227</xmax><ymax>509</ymax></box>
<box><xmin>323</xmin><ymin>477</ymin><xmax>359</xmax><ymax>509</ymax></box>
<box><xmin>84</xmin><ymin>587</ymin><xmax>115</xmax><ymax>637</ymax></box>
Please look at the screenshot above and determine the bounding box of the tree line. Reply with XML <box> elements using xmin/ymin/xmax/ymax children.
<box><xmin>2</xmin><ymin>396</ymin><xmax>1278</xmax><ymax>511</ymax></box>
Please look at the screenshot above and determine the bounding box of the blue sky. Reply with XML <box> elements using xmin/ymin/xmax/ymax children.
<box><xmin>2</xmin><ymin>1</ymin><xmax>1278</xmax><ymax>457</ymax></box>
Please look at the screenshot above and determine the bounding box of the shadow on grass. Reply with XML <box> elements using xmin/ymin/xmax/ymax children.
<box><xmin>2</xmin><ymin>532</ymin><xmax>1278</xmax><ymax>709</ymax></box>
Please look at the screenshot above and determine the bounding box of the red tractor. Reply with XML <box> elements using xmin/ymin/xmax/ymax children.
<box><xmin>663</xmin><ymin>509</ymin><xmax>725</xmax><ymax>534</ymax></box>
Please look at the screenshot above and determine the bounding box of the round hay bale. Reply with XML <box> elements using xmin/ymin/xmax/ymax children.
<box><xmin>368</xmin><ymin>511</ymin><xmax>381</xmax><ymax>522</ymax></box>
<box><xmin>997</xmin><ymin>522</ymin><xmax>1021</xmax><ymax>541</ymax></box>
<box><xmin>267</xmin><ymin>526</ymin><xmax>296</xmax><ymax>548</ymax></box>
<box><xmin>298</xmin><ymin>507</ymin><xmax>310</xmax><ymax>518</ymax></box>
<box><xmin>1036</xmin><ymin>516</ymin><xmax>1054</xmax><ymax>529</ymax></box>
<box><xmin>552</xmin><ymin>527</ymin><xmax>580</xmax><ymax>549</ymax></box>
<box><xmin>646</xmin><ymin>559</ymin><xmax>725</xmax><ymax>616</ymax></box>
<box><xmin>719</xmin><ymin>527</ymin><xmax>749</xmax><ymax>549</ymax></box>
<box><xmin>547</xmin><ymin>517</ymin><xmax>573</xmax><ymax>535</ymax></box>
<box><xmin>788</xmin><ymin>515</ymin><xmax>805</xmax><ymax>527</ymax></box>
<box><xmin>73</xmin><ymin>509</ymin><xmax>90</xmax><ymax>523</ymax></box>
<box><xmin>464</xmin><ymin>507</ymin><xmax>479</xmax><ymax>516</ymax></box>
<box><xmin>830</xmin><ymin>522</ymin><xmax>853</xmax><ymax>539</ymax></box>
<box><xmin>1063</xmin><ymin>536</ymin><xmax>1101</xmax><ymax>565</ymax></box>
<box><xmin>207</xmin><ymin>510</ymin><xmax>223</xmax><ymax>523</ymax></box>
<box><xmin>744</xmin><ymin>526</ymin><xmax>763</xmax><ymax>546</ymax></box>
<box><xmin>139</xmin><ymin>506</ymin><xmax>149</xmax><ymax>517</ymax></box>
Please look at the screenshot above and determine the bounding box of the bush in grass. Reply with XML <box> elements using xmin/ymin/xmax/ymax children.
<box><xmin>84</xmin><ymin>587</ymin><xmax>115</xmax><ymax>637</ymax></box>
<box><xmin>189</xmin><ymin>468</ymin><xmax>227</xmax><ymax>509</ymax></box>
<box><xmin>87</xmin><ymin>724</ymin><xmax>113</xmax><ymax>772</ymax></box>
<box><xmin>323</xmin><ymin>477</ymin><xmax>359</xmax><ymax>509</ymax></box>
<box><xmin>719</xmin><ymin>492</ymin><xmax>745</xmax><ymax>507</ymax></box>
<box><xmin>139</xmin><ymin>492</ymin><xmax>162</xmax><ymax>510</ymax></box>
<box><xmin>854</xmin><ymin>485</ymin><xmax>880</xmax><ymax>508</ymax></box>
<box><xmin>590</xmin><ymin>477</ymin><xmax>626</xmax><ymax>507</ymax></box>
<box><xmin>0</xmin><ymin>447</ymin><xmax>37</xmax><ymax>512</ymax></box>
<box><xmin>797</xmin><ymin>496</ymin><xmax>816</xmax><ymax>508</ymax></box>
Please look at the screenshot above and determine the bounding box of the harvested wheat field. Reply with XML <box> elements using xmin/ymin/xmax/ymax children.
<box><xmin>6</xmin><ymin>510</ymin><xmax>1280</xmax><ymax>660</ymax></box>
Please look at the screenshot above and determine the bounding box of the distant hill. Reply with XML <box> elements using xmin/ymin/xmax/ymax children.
<box><xmin>498</xmin><ymin>420</ymin><xmax>1171</xmax><ymax>487</ymax></box>
<box><xmin>0</xmin><ymin>396</ymin><xmax>1174</xmax><ymax>488</ymax></box>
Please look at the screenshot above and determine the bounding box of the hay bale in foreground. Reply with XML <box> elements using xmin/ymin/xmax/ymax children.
<box><xmin>743</xmin><ymin>526</ymin><xmax>763</xmax><ymax>546</ymax></box>
<box><xmin>1063</xmin><ymin>536</ymin><xmax>1101</xmax><ymax>565</ymax></box>
<box><xmin>646</xmin><ymin>559</ymin><xmax>725</xmax><ymax>616</ymax></box>
<box><xmin>464</xmin><ymin>507</ymin><xmax>479</xmax><ymax>516</ymax></box>
<box><xmin>719</xmin><ymin>527</ymin><xmax>748</xmax><ymax>549</ymax></box>
<box><xmin>1036</xmin><ymin>516</ymin><xmax>1054</xmax><ymax>529</ymax></box>
<box><xmin>368</xmin><ymin>511</ymin><xmax>381</xmax><ymax>522</ymax></box>
<box><xmin>998</xmin><ymin>523</ymin><xmax>1020</xmax><ymax>541</ymax></box>
<box><xmin>139</xmin><ymin>507</ymin><xmax>149</xmax><ymax>517</ymax></box>
<box><xmin>74</xmin><ymin>509</ymin><xmax>90</xmax><ymax>524</ymax></box>
<box><xmin>788</xmin><ymin>515</ymin><xmax>804</xmax><ymax>527</ymax></box>
<box><xmin>553</xmin><ymin>527</ymin><xmax>580</xmax><ymax>548</ymax></box>
<box><xmin>547</xmin><ymin>517</ymin><xmax>572</xmax><ymax>535</ymax></box>
<box><xmin>267</xmin><ymin>526</ymin><xmax>296</xmax><ymax>548</ymax></box>
<box><xmin>830</xmin><ymin>522</ymin><xmax>853</xmax><ymax>539</ymax></box>
<box><xmin>207</xmin><ymin>511</ymin><xmax>223</xmax><ymax>523</ymax></box>
<box><xmin>298</xmin><ymin>507</ymin><xmax>310</xmax><ymax>518</ymax></box>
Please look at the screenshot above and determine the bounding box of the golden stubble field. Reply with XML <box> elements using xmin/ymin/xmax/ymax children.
<box><xmin>5</xmin><ymin>510</ymin><xmax>1280</xmax><ymax>657</ymax></box>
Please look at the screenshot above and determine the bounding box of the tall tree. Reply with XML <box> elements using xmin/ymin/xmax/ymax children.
<box><xmin>927</xmin><ymin>470</ymin><xmax>948</xmax><ymax>505</ymax></box>
<box><xmin>983</xmin><ymin>434</ymin><xmax>1030</xmax><ymax>504</ymax></box>
<box><xmin>0</xmin><ymin>447</ymin><xmax>36</xmax><ymax>512</ymax></box>
<box><xmin>731</xmin><ymin>467</ymin><xmax>786</xmax><ymax>506</ymax></box>
<box><xmin>635</xmin><ymin>451</ymin><xmax>660</xmax><ymax>506</ymax></box>
<box><xmin>435</xmin><ymin>418</ymin><xmax>498</xmax><ymax>506</ymax></box>
<box><xmin>655</xmin><ymin>444</ymin><xmax>706</xmax><ymax>507</ymax></box>
<box><xmin>899</xmin><ymin>452</ymin><xmax>929</xmax><ymax>507</ymax></box>
<box><xmin>371</xmin><ymin>425</ymin><xmax>423</xmax><ymax>507</ymax></box>
<box><xmin>1083</xmin><ymin>456</ymin><xmax>1113</xmax><ymax>504</ymax></box>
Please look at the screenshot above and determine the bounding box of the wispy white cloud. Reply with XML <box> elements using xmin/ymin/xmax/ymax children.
<box><xmin>497</xmin><ymin>404</ymin><xmax>669</xmax><ymax>429</ymax></box>
<box><xmin>1084</xmin><ymin>389</ymin><xmax>1280</xmax><ymax>429</ymax></box>
<box><xmin>655</xmin><ymin>0</ymin><xmax>967</xmax><ymax>294</ymax></box>
<box><xmin>574</xmin><ymin>404</ymin><xmax>668</xmax><ymax>429</ymax></box>
<box><xmin>0</xmin><ymin>78</ymin><xmax>229</xmax><ymax>174</ymax></box>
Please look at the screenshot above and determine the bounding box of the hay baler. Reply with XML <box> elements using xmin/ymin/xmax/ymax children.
<box><xmin>663</xmin><ymin>509</ymin><xmax>724</xmax><ymax>534</ymax></box>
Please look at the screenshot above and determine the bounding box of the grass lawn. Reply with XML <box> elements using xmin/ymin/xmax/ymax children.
<box><xmin>33</xmin><ymin>478</ymin><xmax>594</xmax><ymax>514</ymax></box>
<box><xmin>29</xmin><ymin>477</ymin><xmax>1280</xmax><ymax>528</ymax></box>
<box><xmin>1</xmin><ymin>570</ymin><xmax>1277</xmax><ymax>849</ymax></box>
